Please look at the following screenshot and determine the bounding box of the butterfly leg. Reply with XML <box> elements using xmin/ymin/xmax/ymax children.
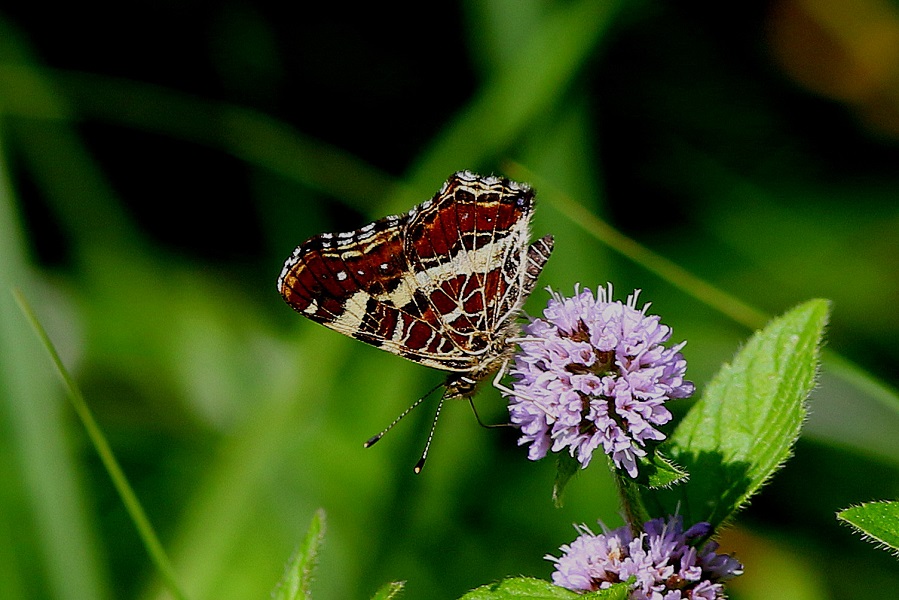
<box><xmin>490</xmin><ymin>359</ymin><xmax>554</xmax><ymax>417</ymax></box>
<box><xmin>506</xmin><ymin>336</ymin><xmax>545</xmax><ymax>344</ymax></box>
<box><xmin>467</xmin><ymin>396</ymin><xmax>511</xmax><ymax>429</ymax></box>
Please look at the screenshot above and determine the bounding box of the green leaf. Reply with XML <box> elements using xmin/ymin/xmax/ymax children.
<box><xmin>838</xmin><ymin>501</ymin><xmax>899</xmax><ymax>557</ymax></box>
<box><xmin>370</xmin><ymin>581</ymin><xmax>405</xmax><ymax>600</ymax></box>
<box><xmin>583</xmin><ymin>582</ymin><xmax>630</xmax><ymax>600</ymax></box>
<box><xmin>619</xmin><ymin>452</ymin><xmax>687</xmax><ymax>528</ymax></box>
<box><xmin>552</xmin><ymin>452</ymin><xmax>580</xmax><ymax>507</ymax></box>
<box><xmin>12</xmin><ymin>289</ymin><xmax>188</xmax><ymax>600</ymax></box>
<box><xmin>272</xmin><ymin>509</ymin><xmax>327</xmax><ymax>600</ymax></box>
<box><xmin>633</xmin><ymin>451</ymin><xmax>688</xmax><ymax>489</ymax></box>
<box><xmin>459</xmin><ymin>577</ymin><xmax>628</xmax><ymax>599</ymax></box>
<box><xmin>645</xmin><ymin>300</ymin><xmax>829</xmax><ymax>528</ymax></box>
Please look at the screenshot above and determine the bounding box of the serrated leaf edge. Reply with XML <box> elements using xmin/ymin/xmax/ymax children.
<box><xmin>837</xmin><ymin>501</ymin><xmax>899</xmax><ymax>559</ymax></box>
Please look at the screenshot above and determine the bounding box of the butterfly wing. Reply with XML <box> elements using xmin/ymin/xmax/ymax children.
<box><xmin>277</xmin><ymin>172</ymin><xmax>553</xmax><ymax>374</ymax></box>
<box><xmin>277</xmin><ymin>196</ymin><xmax>480</xmax><ymax>371</ymax></box>
<box><xmin>403</xmin><ymin>172</ymin><xmax>544</xmax><ymax>354</ymax></box>
<box><xmin>279</xmin><ymin>219</ymin><xmax>437</xmax><ymax>365</ymax></box>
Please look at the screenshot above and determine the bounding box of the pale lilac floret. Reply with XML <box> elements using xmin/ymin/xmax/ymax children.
<box><xmin>508</xmin><ymin>284</ymin><xmax>694</xmax><ymax>477</ymax></box>
<box><xmin>547</xmin><ymin>516</ymin><xmax>743</xmax><ymax>599</ymax></box>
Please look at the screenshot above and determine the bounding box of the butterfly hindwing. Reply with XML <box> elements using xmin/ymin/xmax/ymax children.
<box><xmin>402</xmin><ymin>173</ymin><xmax>536</xmax><ymax>358</ymax></box>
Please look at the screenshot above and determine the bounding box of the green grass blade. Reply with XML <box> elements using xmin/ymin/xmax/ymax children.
<box><xmin>387</xmin><ymin>0</ymin><xmax>623</xmax><ymax>214</ymax></box>
<box><xmin>800</xmin><ymin>352</ymin><xmax>899</xmax><ymax>471</ymax></box>
<box><xmin>510</xmin><ymin>162</ymin><xmax>899</xmax><ymax>456</ymax></box>
<box><xmin>0</xmin><ymin>16</ymin><xmax>143</xmax><ymax>258</ymax></box>
<box><xmin>0</xmin><ymin>126</ymin><xmax>110</xmax><ymax>599</ymax></box>
<box><xmin>12</xmin><ymin>289</ymin><xmax>189</xmax><ymax>600</ymax></box>
<box><xmin>138</xmin><ymin>324</ymin><xmax>346</xmax><ymax>600</ymax></box>
<box><xmin>0</xmin><ymin>62</ymin><xmax>404</xmax><ymax>218</ymax></box>
<box><xmin>506</xmin><ymin>162</ymin><xmax>770</xmax><ymax>331</ymax></box>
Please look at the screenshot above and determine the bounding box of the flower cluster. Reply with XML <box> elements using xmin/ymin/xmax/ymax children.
<box><xmin>548</xmin><ymin>516</ymin><xmax>743</xmax><ymax>599</ymax></box>
<box><xmin>508</xmin><ymin>285</ymin><xmax>694</xmax><ymax>477</ymax></box>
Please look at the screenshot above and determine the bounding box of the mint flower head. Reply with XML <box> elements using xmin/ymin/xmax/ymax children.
<box><xmin>548</xmin><ymin>516</ymin><xmax>743</xmax><ymax>599</ymax></box>
<box><xmin>508</xmin><ymin>285</ymin><xmax>694</xmax><ymax>477</ymax></box>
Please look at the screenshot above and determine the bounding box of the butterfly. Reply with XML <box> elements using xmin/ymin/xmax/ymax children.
<box><xmin>277</xmin><ymin>171</ymin><xmax>553</xmax><ymax>470</ymax></box>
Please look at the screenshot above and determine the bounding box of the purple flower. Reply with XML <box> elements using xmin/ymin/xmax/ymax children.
<box><xmin>508</xmin><ymin>284</ymin><xmax>694</xmax><ymax>477</ymax></box>
<box><xmin>547</xmin><ymin>516</ymin><xmax>743</xmax><ymax>599</ymax></box>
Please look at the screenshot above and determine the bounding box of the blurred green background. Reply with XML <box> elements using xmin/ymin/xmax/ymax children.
<box><xmin>1</xmin><ymin>1</ymin><xmax>898</xmax><ymax>599</ymax></box>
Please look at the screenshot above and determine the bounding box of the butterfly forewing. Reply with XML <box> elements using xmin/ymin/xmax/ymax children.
<box><xmin>279</xmin><ymin>219</ymin><xmax>402</xmax><ymax>330</ymax></box>
<box><xmin>278</xmin><ymin>171</ymin><xmax>553</xmax><ymax>390</ymax></box>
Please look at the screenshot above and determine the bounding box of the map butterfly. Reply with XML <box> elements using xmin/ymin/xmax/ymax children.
<box><xmin>277</xmin><ymin>171</ymin><xmax>554</xmax><ymax>469</ymax></box>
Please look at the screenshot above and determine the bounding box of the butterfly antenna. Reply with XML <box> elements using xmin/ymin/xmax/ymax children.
<box><xmin>413</xmin><ymin>393</ymin><xmax>447</xmax><ymax>474</ymax></box>
<box><xmin>363</xmin><ymin>381</ymin><xmax>444</xmax><ymax>449</ymax></box>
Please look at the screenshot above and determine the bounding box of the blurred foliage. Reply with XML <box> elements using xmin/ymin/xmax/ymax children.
<box><xmin>1</xmin><ymin>1</ymin><xmax>898</xmax><ymax>599</ymax></box>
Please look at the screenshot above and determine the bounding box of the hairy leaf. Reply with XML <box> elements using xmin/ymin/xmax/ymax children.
<box><xmin>272</xmin><ymin>509</ymin><xmax>326</xmax><ymax>600</ymax></box>
<box><xmin>838</xmin><ymin>501</ymin><xmax>899</xmax><ymax>557</ymax></box>
<box><xmin>460</xmin><ymin>577</ymin><xmax>628</xmax><ymax>599</ymax></box>
<box><xmin>645</xmin><ymin>300</ymin><xmax>829</xmax><ymax>527</ymax></box>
